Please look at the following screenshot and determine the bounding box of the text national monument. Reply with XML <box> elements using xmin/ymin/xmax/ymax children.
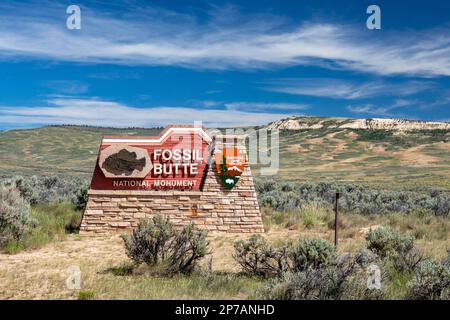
<box><xmin>80</xmin><ymin>125</ymin><xmax>264</xmax><ymax>233</ymax></box>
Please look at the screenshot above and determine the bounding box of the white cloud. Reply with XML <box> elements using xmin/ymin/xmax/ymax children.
<box><xmin>426</xmin><ymin>95</ymin><xmax>450</xmax><ymax>108</ymax></box>
<box><xmin>347</xmin><ymin>104</ymin><xmax>391</xmax><ymax>116</ymax></box>
<box><xmin>265</xmin><ymin>79</ymin><xmax>432</xmax><ymax>99</ymax></box>
<box><xmin>190</xmin><ymin>100</ymin><xmax>223</xmax><ymax>108</ymax></box>
<box><xmin>43</xmin><ymin>80</ymin><xmax>89</xmax><ymax>94</ymax></box>
<box><xmin>0</xmin><ymin>98</ymin><xmax>288</xmax><ymax>128</ymax></box>
<box><xmin>0</xmin><ymin>3</ymin><xmax>449</xmax><ymax>76</ymax></box>
<box><xmin>391</xmin><ymin>99</ymin><xmax>415</xmax><ymax>108</ymax></box>
<box><xmin>347</xmin><ymin>99</ymin><xmax>416</xmax><ymax>116</ymax></box>
<box><xmin>225</xmin><ymin>101</ymin><xmax>308</xmax><ymax>112</ymax></box>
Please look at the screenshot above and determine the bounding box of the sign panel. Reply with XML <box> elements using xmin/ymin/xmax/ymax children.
<box><xmin>90</xmin><ymin>126</ymin><xmax>212</xmax><ymax>191</ymax></box>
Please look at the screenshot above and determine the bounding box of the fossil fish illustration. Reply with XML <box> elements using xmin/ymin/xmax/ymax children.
<box><xmin>102</xmin><ymin>149</ymin><xmax>146</xmax><ymax>176</ymax></box>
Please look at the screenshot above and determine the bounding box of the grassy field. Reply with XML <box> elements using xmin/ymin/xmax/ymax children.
<box><xmin>0</xmin><ymin>203</ymin><xmax>448</xmax><ymax>299</ymax></box>
<box><xmin>1</xmin><ymin>121</ymin><xmax>450</xmax><ymax>188</ymax></box>
<box><xmin>0</xmin><ymin>126</ymin><xmax>162</xmax><ymax>177</ymax></box>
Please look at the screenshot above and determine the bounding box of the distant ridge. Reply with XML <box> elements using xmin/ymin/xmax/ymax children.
<box><xmin>267</xmin><ymin>116</ymin><xmax>450</xmax><ymax>131</ymax></box>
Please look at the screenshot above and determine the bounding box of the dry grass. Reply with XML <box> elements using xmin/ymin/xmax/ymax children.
<box><xmin>0</xmin><ymin>233</ymin><xmax>266</xmax><ymax>300</ymax></box>
<box><xmin>0</xmin><ymin>208</ymin><xmax>448</xmax><ymax>299</ymax></box>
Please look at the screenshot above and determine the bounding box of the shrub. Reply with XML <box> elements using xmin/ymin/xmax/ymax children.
<box><xmin>261</xmin><ymin>269</ymin><xmax>330</xmax><ymax>300</ymax></box>
<box><xmin>260</xmin><ymin>249</ymin><xmax>381</xmax><ymax>300</ymax></box>
<box><xmin>281</xmin><ymin>182</ymin><xmax>295</xmax><ymax>192</ymax></box>
<box><xmin>355</xmin><ymin>129</ymin><xmax>393</xmax><ymax>141</ymax></box>
<box><xmin>233</xmin><ymin>236</ymin><xmax>336</xmax><ymax>277</ymax></box>
<box><xmin>0</xmin><ymin>186</ymin><xmax>32</xmax><ymax>248</ymax></box>
<box><xmin>290</xmin><ymin>237</ymin><xmax>336</xmax><ymax>271</ymax></box>
<box><xmin>259</xmin><ymin>195</ymin><xmax>277</xmax><ymax>208</ymax></box>
<box><xmin>122</xmin><ymin>216</ymin><xmax>174</xmax><ymax>265</ymax></box>
<box><xmin>73</xmin><ymin>181</ymin><xmax>89</xmax><ymax>211</ymax></box>
<box><xmin>122</xmin><ymin>216</ymin><xmax>209</xmax><ymax>275</ymax></box>
<box><xmin>254</xmin><ymin>179</ymin><xmax>450</xmax><ymax>217</ymax></box>
<box><xmin>366</xmin><ymin>227</ymin><xmax>423</xmax><ymax>271</ymax></box>
<box><xmin>233</xmin><ymin>234</ymin><xmax>293</xmax><ymax>277</ymax></box>
<box><xmin>255</xmin><ymin>179</ymin><xmax>277</xmax><ymax>193</ymax></box>
<box><xmin>366</xmin><ymin>227</ymin><xmax>412</xmax><ymax>259</ymax></box>
<box><xmin>167</xmin><ymin>224</ymin><xmax>209</xmax><ymax>275</ymax></box>
<box><xmin>233</xmin><ymin>235</ymin><xmax>272</xmax><ymax>276</ymax></box>
<box><xmin>262</xmin><ymin>245</ymin><xmax>291</xmax><ymax>277</ymax></box>
<box><xmin>1</xmin><ymin>175</ymin><xmax>88</xmax><ymax>206</ymax></box>
<box><xmin>233</xmin><ymin>235</ymin><xmax>294</xmax><ymax>278</ymax></box>
<box><xmin>407</xmin><ymin>259</ymin><xmax>450</xmax><ymax>300</ymax></box>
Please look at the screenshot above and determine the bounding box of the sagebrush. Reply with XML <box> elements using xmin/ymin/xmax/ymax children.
<box><xmin>407</xmin><ymin>257</ymin><xmax>450</xmax><ymax>300</ymax></box>
<box><xmin>1</xmin><ymin>175</ymin><xmax>89</xmax><ymax>208</ymax></box>
<box><xmin>122</xmin><ymin>216</ymin><xmax>209</xmax><ymax>275</ymax></box>
<box><xmin>233</xmin><ymin>235</ymin><xmax>337</xmax><ymax>278</ymax></box>
<box><xmin>258</xmin><ymin>245</ymin><xmax>380</xmax><ymax>300</ymax></box>
<box><xmin>0</xmin><ymin>186</ymin><xmax>33</xmax><ymax>248</ymax></box>
<box><xmin>255</xmin><ymin>179</ymin><xmax>450</xmax><ymax>216</ymax></box>
<box><xmin>366</xmin><ymin>226</ymin><xmax>423</xmax><ymax>271</ymax></box>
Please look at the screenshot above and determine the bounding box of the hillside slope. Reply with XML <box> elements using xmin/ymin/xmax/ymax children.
<box><xmin>0</xmin><ymin>126</ymin><xmax>162</xmax><ymax>177</ymax></box>
<box><xmin>1</xmin><ymin>118</ymin><xmax>450</xmax><ymax>188</ymax></box>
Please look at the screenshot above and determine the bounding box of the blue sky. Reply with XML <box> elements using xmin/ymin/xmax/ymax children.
<box><xmin>0</xmin><ymin>0</ymin><xmax>449</xmax><ymax>129</ymax></box>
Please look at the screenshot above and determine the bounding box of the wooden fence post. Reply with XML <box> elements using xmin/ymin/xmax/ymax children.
<box><xmin>334</xmin><ymin>192</ymin><xmax>340</xmax><ymax>247</ymax></box>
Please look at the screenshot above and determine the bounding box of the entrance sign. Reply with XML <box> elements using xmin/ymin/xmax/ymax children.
<box><xmin>81</xmin><ymin>126</ymin><xmax>264</xmax><ymax>234</ymax></box>
<box><xmin>90</xmin><ymin>126</ymin><xmax>212</xmax><ymax>191</ymax></box>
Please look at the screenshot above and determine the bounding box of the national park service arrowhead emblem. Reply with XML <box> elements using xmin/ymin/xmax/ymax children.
<box><xmin>214</xmin><ymin>147</ymin><xmax>245</xmax><ymax>189</ymax></box>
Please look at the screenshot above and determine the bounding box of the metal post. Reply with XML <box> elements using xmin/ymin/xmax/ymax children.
<box><xmin>334</xmin><ymin>192</ymin><xmax>340</xmax><ymax>247</ymax></box>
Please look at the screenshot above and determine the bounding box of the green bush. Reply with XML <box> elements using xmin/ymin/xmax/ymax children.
<box><xmin>366</xmin><ymin>227</ymin><xmax>423</xmax><ymax>271</ymax></box>
<box><xmin>366</xmin><ymin>227</ymin><xmax>412</xmax><ymax>259</ymax></box>
<box><xmin>0</xmin><ymin>186</ymin><xmax>32</xmax><ymax>248</ymax></box>
<box><xmin>233</xmin><ymin>235</ymin><xmax>290</xmax><ymax>277</ymax></box>
<box><xmin>233</xmin><ymin>235</ymin><xmax>271</xmax><ymax>276</ymax></box>
<box><xmin>167</xmin><ymin>224</ymin><xmax>209</xmax><ymax>275</ymax></box>
<box><xmin>407</xmin><ymin>259</ymin><xmax>450</xmax><ymax>300</ymax></box>
<box><xmin>122</xmin><ymin>216</ymin><xmax>209</xmax><ymax>275</ymax></box>
<box><xmin>260</xmin><ymin>249</ymin><xmax>381</xmax><ymax>300</ymax></box>
<box><xmin>122</xmin><ymin>216</ymin><xmax>175</xmax><ymax>265</ymax></box>
<box><xmin>1</xmin><ymin>175</ymin><xmax>88</xmax><ymax>206</ymax></box>
<box><xmin>74</xmin><ymin>181</ymin><xmax>89</xmax><ymax>211</ymax></box>
<box><xmin>355</xmin><ymin>129</ymin><xmax>393</xmax><ymax>141</ymax></box>
<box><xmin>290</xmin><ymin>237</ymin><xmax>336</xmax><ymax>271</ymax></box>
<box><xmin>233</xmin><ymin>236</ymin><xmax>336</xmax><ymax>277</ymax></box>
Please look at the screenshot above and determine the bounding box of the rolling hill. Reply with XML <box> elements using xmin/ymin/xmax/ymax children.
<box><xmin>1</xmin><ymin>117</ymin><xmax>450</xmax><ymax>189</ymax></box>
